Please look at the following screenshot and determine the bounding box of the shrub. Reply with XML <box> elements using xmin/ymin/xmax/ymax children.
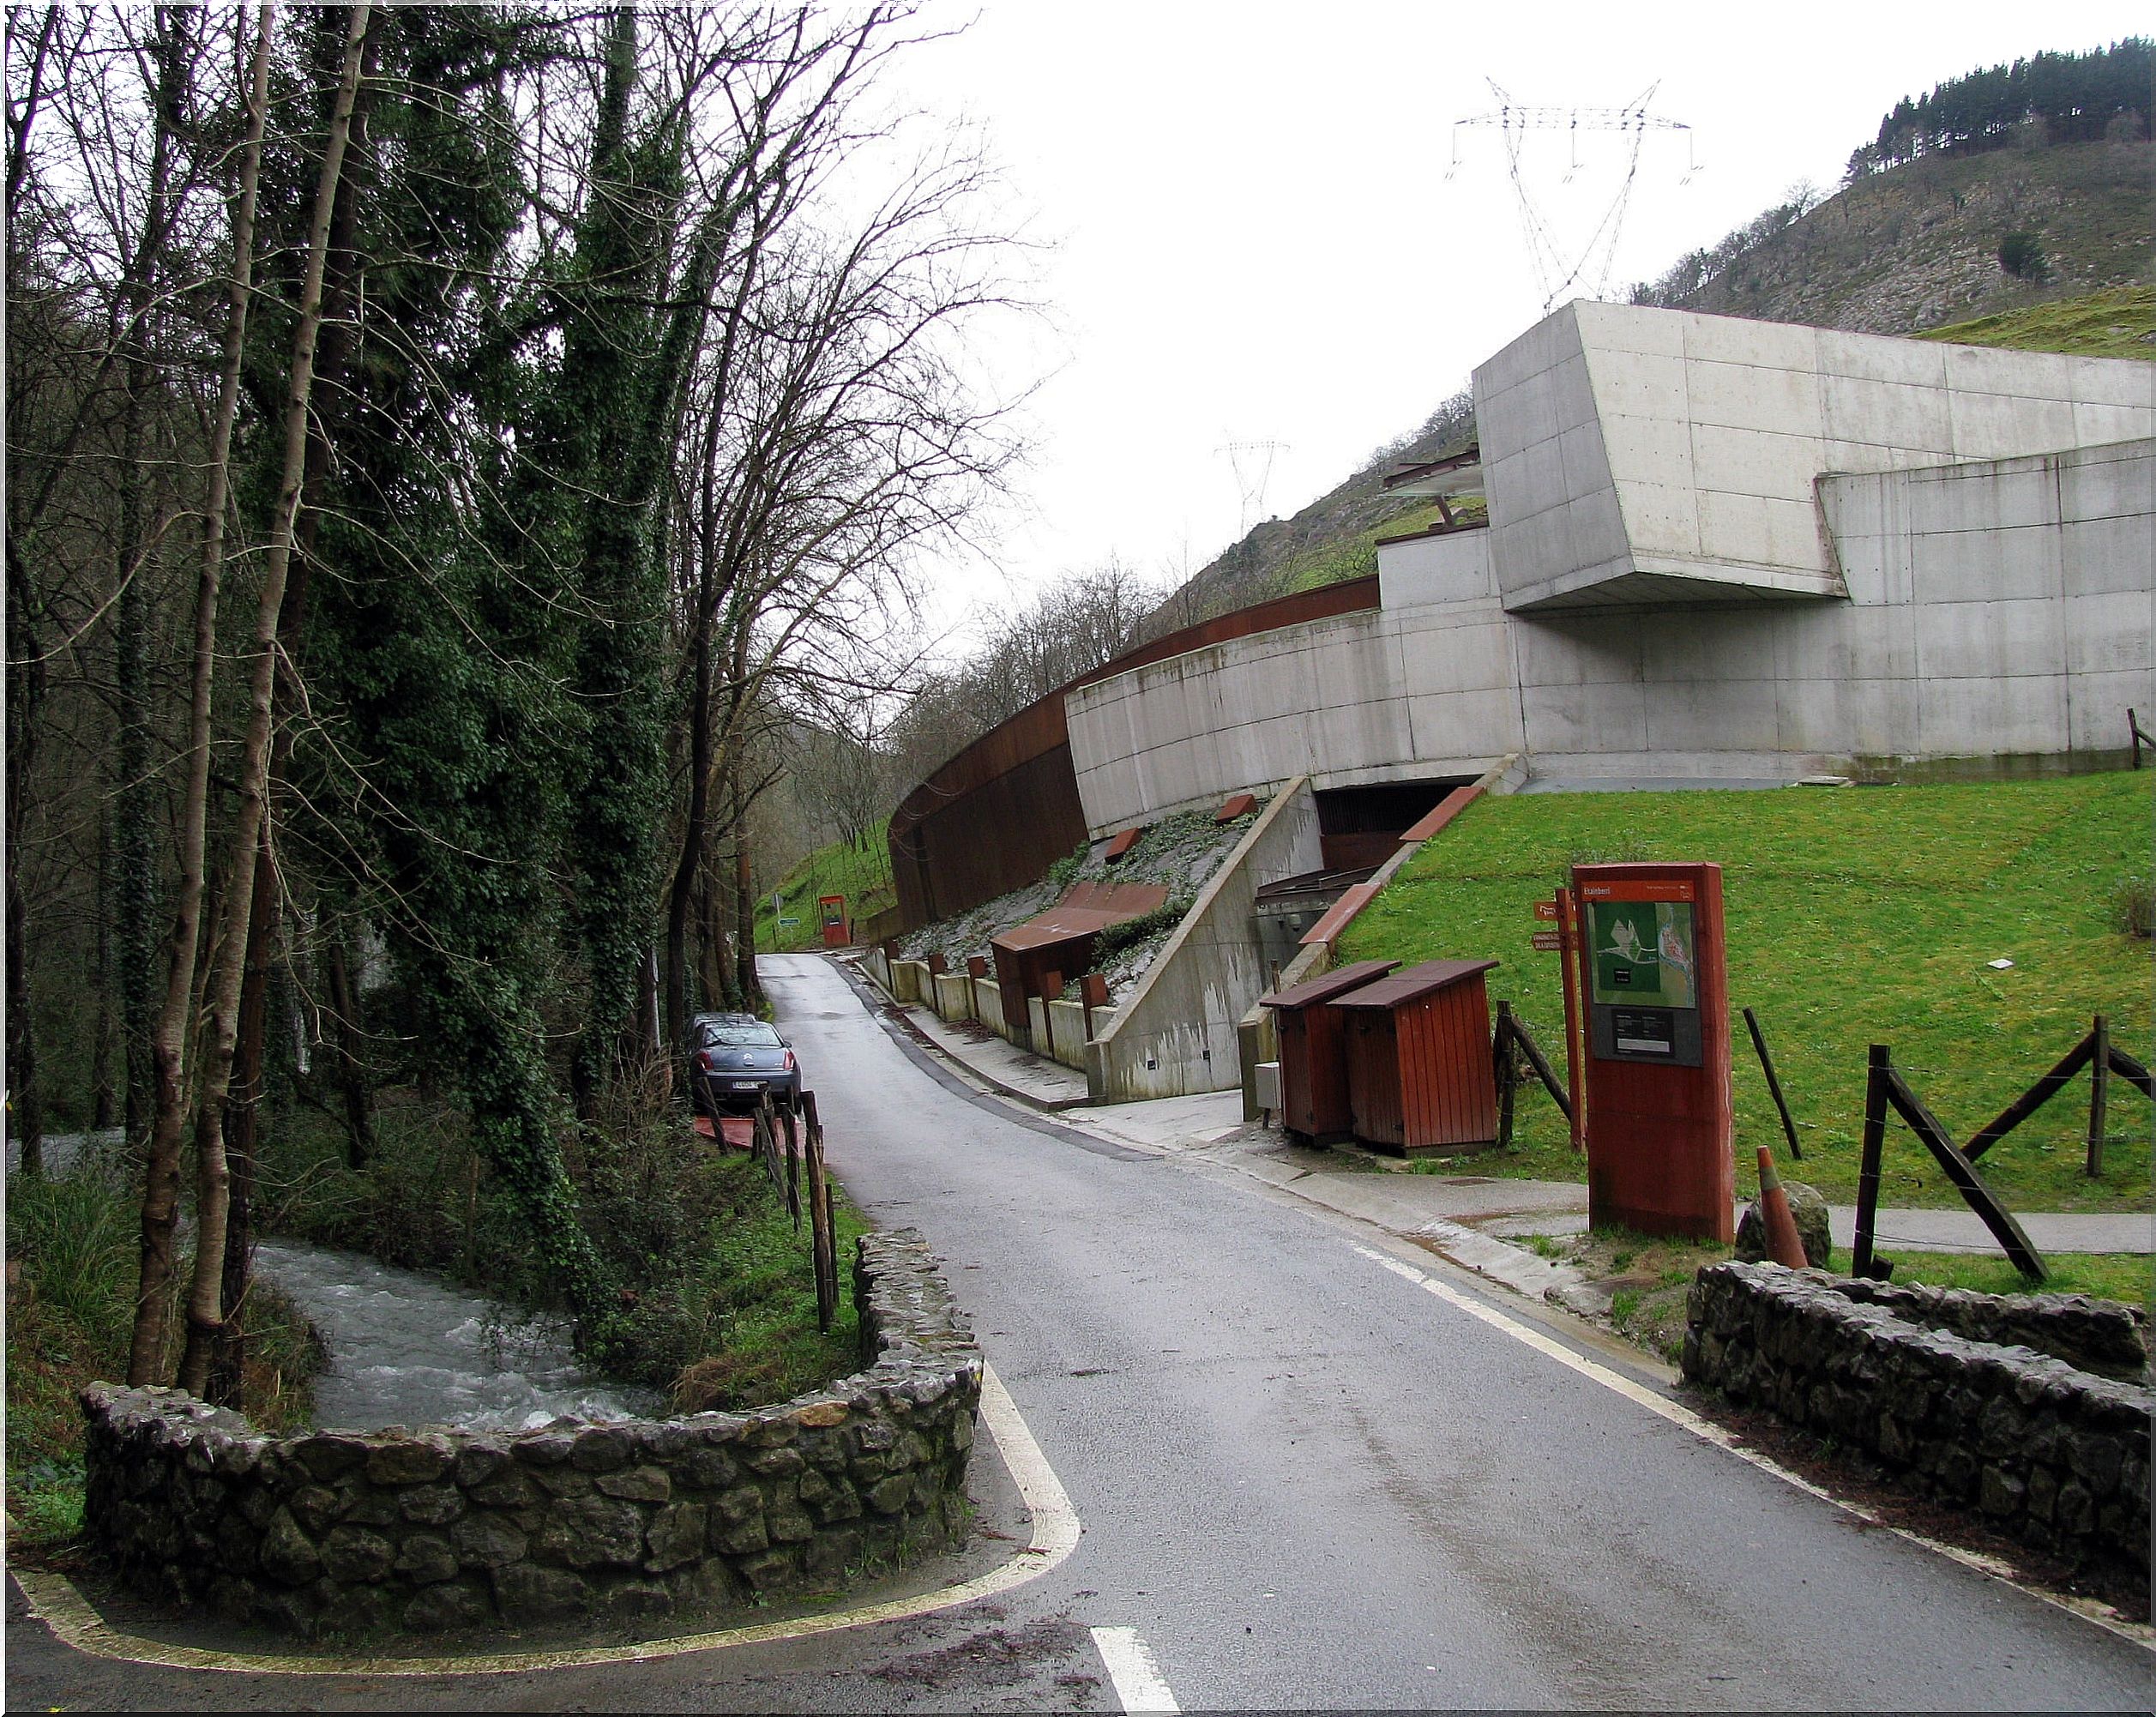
<box><xmin>2112</xmin><ymin>873</ymin><xmax>2154</xmax><ymax>937</ymax></box>
<box><xmin>1091</xmin><ymin>897</ymin><xmax>1191</xmax><ymax>960</ymax></box>
<box><xmin>1998</xmin><ymin>231</ymin><xmax>2049</xmax><ymax>281</ymax></box>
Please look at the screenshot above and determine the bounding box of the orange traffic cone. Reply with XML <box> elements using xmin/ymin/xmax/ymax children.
<box><xmin>1756</xmin><ymin>1145</ymin><xmax>1810</xmax><ymax>1268</ymax></box>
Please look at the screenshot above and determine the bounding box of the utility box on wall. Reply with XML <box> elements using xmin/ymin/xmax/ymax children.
<box><xmin>1334</xmin><ymin>959</ymin><xmax>1499</xmax><ymax>1157</ymax></box>
<box><xmin>1571</xmin><ymin>862</ymin><xmax>1733</xmax><ymax>1241</ymax></box>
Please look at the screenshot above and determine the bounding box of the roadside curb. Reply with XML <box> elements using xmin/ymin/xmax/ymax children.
<box><xmin>835</xmin><ymin>957</ymin><xmax>1093</xmax><ymax>1114</ymax></box>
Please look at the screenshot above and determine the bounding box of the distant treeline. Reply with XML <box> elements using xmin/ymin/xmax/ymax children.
<box><xmin>1848</xmin><ymin>39</ymin><xmax>2151</xmax><ymax>178</ymax></box>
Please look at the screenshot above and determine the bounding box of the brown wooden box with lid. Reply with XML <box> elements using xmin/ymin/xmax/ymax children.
<box><xmin>1256</xmin><ymin>959</ymin><xmax>1400</xmax><ymax>1142</ymax></box>
<box><xmin>1333</xmin><ymin>959</ymin><xmax>1500</xmax><ymax>1156</ymax></box>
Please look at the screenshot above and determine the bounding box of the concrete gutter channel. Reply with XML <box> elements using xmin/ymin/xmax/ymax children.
<box><xmin>840</xmin><ymin>954</ymin><xmax>2152</xmax><ymax>1346</ymax></box>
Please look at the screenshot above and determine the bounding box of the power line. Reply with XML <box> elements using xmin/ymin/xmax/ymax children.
<box><xmin>1449</xmin><ymin>81</ymin><xmax>1702</xmax><ymax>312</ymax></box>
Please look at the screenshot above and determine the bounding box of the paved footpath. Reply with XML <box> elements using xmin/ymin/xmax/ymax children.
<box><xmin>890</xmin><ymin>985</ymin><xmax>2154</xmax><ymax>1262</ymax></box>
<box><xmin>8</xmin><ymin>953</ymin><xmax>2150</xmax><ymax>1711</ymax></box>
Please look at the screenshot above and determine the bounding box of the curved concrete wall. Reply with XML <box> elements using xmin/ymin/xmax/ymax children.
<box><xmin>1069</xmin><ymin>437</ymin><xmax>2156</xmax><ymax>822</ymax></box>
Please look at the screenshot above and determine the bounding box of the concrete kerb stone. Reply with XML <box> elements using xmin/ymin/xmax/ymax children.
<box><xmin>80</xmin><ymin>1232</ymin><xmax>980</xmax><ymax>1639</ymax></box>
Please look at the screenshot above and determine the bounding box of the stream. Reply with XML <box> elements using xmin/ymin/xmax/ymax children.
<box><xmin>11</xmin><ymin>1130</ymin><xmax>654</xmax><ymax>1432</ymax></box>
<box><xmin>252</xmin><ymin>1239</ymin><xmax>657</xmax><ymax>1434</ymax></box>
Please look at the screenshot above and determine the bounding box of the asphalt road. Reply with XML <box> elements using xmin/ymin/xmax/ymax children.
<box><xmin>8</xmin><ymin>952</ymin><xmax>2150</xmax><ymax>1711</ymax></box>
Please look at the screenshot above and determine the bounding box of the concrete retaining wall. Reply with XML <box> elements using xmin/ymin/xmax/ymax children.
<box><xmin>1683</xmin><ymin>1262</ymin><xmax>2150</xmax><ymax>1573</ymax></box>
<box><xmin>973</xmin><ymin>978</ymin><xmax>1014</xmax><ymax>1043</ymax></box>
<box><xmin>889</xmin><ymin>960</ymin><xmax>930</xmax><ymax>1004</ymax></box>
<box><xmin>1045</xmin><ymin>997</ymin><xmax>1089</xmax><ymax>1070</ymax></box>
<box><xmin>931</xmin><ymin>971</ymin><xmax>972</xmax><ymax>1023</ymax></box>
<box><xmin>1087</xmin><ymin>780</ymin><xmax>1322</xmax><ymax>1101</ymax></box>
<box><xmin>81</xmin><ymin>1232</ymin><xmax>979</xmax><ymax>1637</ymax></box>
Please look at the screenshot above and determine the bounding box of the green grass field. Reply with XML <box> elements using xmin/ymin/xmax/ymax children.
<box><xmin>756</xmin><ymin>825</ymin><xmax>895</xmax><ymax>954</ymax></box>
<box><xmin>1339</xmin><ymin>770</ymin><xmax>2153</xmax><ymax>1214</ymax></box>
<box><xmin>1919</xmin><ymin>284</ymin><xmax>2156</xmax><ymax>362</ymax></box>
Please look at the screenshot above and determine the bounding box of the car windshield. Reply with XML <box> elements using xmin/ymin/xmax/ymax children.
<box><xmin>705</xmin><ymin>1025</ymin><xmax>781</xmax><ymax>1047</ymax></box>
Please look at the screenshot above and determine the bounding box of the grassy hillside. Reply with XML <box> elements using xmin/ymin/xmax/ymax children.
<box><xmin>756</xmin><ymin>826</ymin><xmax>895</xmax><ymax>953</ymax></box>
<box><xmin>1918</xmin><ymin>281</ymin><xmax>2156</xmax><ymax>359</ymax></box>
<box><xmin>1335</xmin><ymin>771</ymin><xmax>2153</xmax><ymax>1215</ymax></box>
<box><xmin>1666</xmin><ymin>141</ymin><xmax>2153</xmax><ymax>335</ymax></box>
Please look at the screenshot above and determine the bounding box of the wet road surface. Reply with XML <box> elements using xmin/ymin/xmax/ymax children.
<box><xmin>8</xmin><ymin>952</ymin><xmax>2150</xmax><ymax>1710</ymax></box>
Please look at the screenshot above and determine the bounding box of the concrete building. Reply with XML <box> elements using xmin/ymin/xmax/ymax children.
<box><xmin>887</xmin><ymin>300</ymin><xmax>2156</xmax><ymax>1100</ymax></box>
<box><xmin>1068</xmin><ymin>299</ymin><xmax>2156</xmax><ymax>834</ymax></box>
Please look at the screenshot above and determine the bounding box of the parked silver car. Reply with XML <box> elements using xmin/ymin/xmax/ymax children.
<box><xmin>687</xmin><ymin>1013</ymin><xmax>801</xmax><ymax>1113</ymax></box>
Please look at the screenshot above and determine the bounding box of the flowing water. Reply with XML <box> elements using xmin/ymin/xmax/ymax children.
<box><xmin>252</xmin><ymin>1239</ymin><xmax>658</xmax><ymax>1434</ymax></box>
<box><xmin>8</xmin><ymin>1128</ymin><xmax>653</xmax><ymax>1432</ymax></box>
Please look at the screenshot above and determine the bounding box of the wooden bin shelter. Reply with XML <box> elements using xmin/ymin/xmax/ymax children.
<box><xmin>988</xmin><ymin>881</ymin><xmax>1168</xmax><ymax>1042</ymax></box>
<box><xmin>1334</xmin><ymin>959</ymin><xmax>1500</xmax><ymax>1156</ymax></box>
<box><xmin>1257</xmin><ymin>959</ymin><xmax>1400</xmax><ymax>1142</ymax></box>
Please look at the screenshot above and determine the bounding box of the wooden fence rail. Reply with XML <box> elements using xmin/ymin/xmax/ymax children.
<box><xmin>1853</xmin><ymin>1043</ymin><xmax>2046</xmax><ymax>1284</ymax></box>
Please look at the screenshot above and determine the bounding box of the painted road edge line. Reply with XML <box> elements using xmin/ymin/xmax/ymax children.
<box><xmin>1352</xmin><ymin>1243</ymin><xmax>2156</xmax><ymax>1654</ymax></box>
<box><xmin>12</xmin><ymin>1362</ymin><xmax>1080</xmax><ymax>1679</ymax></box>
<box><xmin>1091</xmin><ymin>1625</ymin><xmax>1180</xmax><ymax>1714</ymax></box>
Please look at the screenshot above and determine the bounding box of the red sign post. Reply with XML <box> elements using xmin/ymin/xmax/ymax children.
<box><xmin>817</xmin><ymin>895</ymin><xmax>849</xmax><ymax>949</ymax></box>
<box><xmin>1569</xmin><ymin>862</ymin><xmax>1733</xmax><ymax>1241</ymax></box>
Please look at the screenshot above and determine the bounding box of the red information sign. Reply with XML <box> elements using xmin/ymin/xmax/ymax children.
<box><xmin>1530</xmin><ymin>930</ymin><xmax>1565</xmax><ymax>952</ymax></box>
<box><xmin>1577</xmin><ymin>878</ymin><xmax>1695</xmax><ymax>903</ymax></box>
<box><xmin>1532</xmin><ymin>900</ymin><xmax>1561</xmax><ymax>921</ymax></box>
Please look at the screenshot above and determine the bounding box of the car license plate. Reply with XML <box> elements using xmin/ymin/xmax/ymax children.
<box><xmin>731</xmin><ymin>1080</ymin><xmax>761</xmax><ymax>1091</ymax></box>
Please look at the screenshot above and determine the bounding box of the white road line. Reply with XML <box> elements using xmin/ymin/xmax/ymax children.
<box><xmin>1090</xmin><ymin>1625</ymin><xmax>1180</xmax><ymax>1714</ymax></box>
<box><xmin>1351</xmin><ymin>1242</ymin><xmax>2156</xmax><ymax>1653</ymax></box>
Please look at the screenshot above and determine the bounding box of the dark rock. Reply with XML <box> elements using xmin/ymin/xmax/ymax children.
<box><xmin>257</xmin><ymin>1508</ymin><xmax>321</xmax><ymax>1587</ymax></box>
<box><xmin>466</xmin><ymin>1471</ymin><xmax>541</xmax><ymax>1509</ymax></box>
<box><xmin>534</xmin><ymin>1497</ymin><xmax>645</xmax><ymax>1569</ymax></box>
<box><xmin>644</xmin><ymin>1503</ymin><xmax>707</xmax><ymax>1573</ymax></box>
<box><xmin>569</xmin><ymin>1426</ymin><xmax>634</xmax><ymax>1473</ymax></box>
<box><xmin>394</xmin><ymin>1533</ymin><xmax>459</xmax><ymax>1585</ymax></box>
<box><xmin>492</xmin><ymin>1563</ymin><xmax>589</xmax><ymax>1625</ymax></box>
<box><xmin>453</xmin><ymin>1442</ymin><xmax>509</xmax><ymax>1490</ymax></box>
<box><xmin>596</xmin><ymin>1465</ymin><xmax>670</xmax><ymax>1503</ymax></box>
<box><xmin>865</xmin><ymin>1474</ymin><xmax>913</xmax><ymax>1515</ymax></box>
<box><xmin>287</xmin><ymin>1485</ymin><xmax>342</xmax><ymax>1536</ymax></box>
<box><xmin>736</xmin><ymin>1548</ymin><xmax>801</xmax><ymax>1592</ymax></box>
<box><xmin>600</xmin><ymin>1580</ymin><xmax>672</xmax><ymax>1621</ymax></box>
<box><xmin>290</xmin><ymin>1434</ymin><xmax>370</xmax><ymax>1483</ymax></box>
<box><xmin>399</xmin><ymin>1484</ymin><xmax>467</xmax><ymax>1526</ymax></box>
<box><xmin>402</xmin><ymin>1577</ymin><xmax>492</xmax><ymax>1633</ymax></box>
<box><xmin>449</xmin><ymin>1514</ymin><xmax>528</xmax><ymax>1569</ymax></box>
<box><xmin>711</xmin><ymin>1515</ymin><xmax>769</xmax><ymax>1556</ymax></box>
<box><xmin>365</xmin><ymin>1437</ymin><xmax>454</xmax><ymax>1485</ymax></box>
<box><xmin>319</xmin><ymin>1525</ymin><xmax>396</xmax><ymax>1583</ymax></box>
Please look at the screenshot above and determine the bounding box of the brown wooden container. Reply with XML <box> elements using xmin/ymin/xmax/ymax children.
<box><xmin>1257</xmin><ymin>961</ymin><xmax>1400</xmax><ymax>1142</ymax></box>
<box><xmin>1334</xmin><ymin>959</ymin><xmax>1500</xmax><ymax>1156</ymax></box>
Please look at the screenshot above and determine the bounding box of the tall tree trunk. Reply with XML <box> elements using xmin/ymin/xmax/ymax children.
<box><xmin>91</xmin><ymin>804</ymin><xmax>116</xmax><ymax>1132</ymax></box>
<box><xmin>731</xmin><ymin>763</ymin><xmax>759</xmax><ymax>1009</ymax></box>
<box><xmin>123</xmin><ymin>5</ymin><xmax>213</xmax><ymax>1382</ymax></box>
<box><xmin>176</xmin><ymin>1</ymin><xmax>370</xmax><ymax>1396</ymax></box>
<box><xmin>212</xmin><ymin>2</ymin><xmax>383</xmax><ymax>1394</ymax></box>
<box><xmin>207</xmin><ymin>826</ymin><xmax>274</xmax><ymax>1407</ymax></box>
<box><xmin>324</xmin><ymin>931</ymin><xmax>373</xmax><ymax>1166</ymax></box>
<box><xmin>130</xmin><ymin>3</ymin><xmax>269</xmax><ymax>1387</ymax></box>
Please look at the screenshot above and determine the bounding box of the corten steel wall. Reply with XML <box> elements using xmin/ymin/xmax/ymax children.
<box><xmin>887</xmin><ymin>578</ymin><xmax>1383</xmax><ymax>931</ymax></box>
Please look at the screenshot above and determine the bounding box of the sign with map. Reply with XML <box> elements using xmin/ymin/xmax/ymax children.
<box><xmin>1586</xmin><ymin>899</ymin><xmax>1697</xmax><ymax>1009</ymax></box>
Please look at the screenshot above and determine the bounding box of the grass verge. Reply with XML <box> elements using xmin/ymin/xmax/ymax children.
<box><xmin>757</xmin><ymin>826</ymin><xmax>895</xmax><ymax>954</ymax></box>
<box><xmin>1339</xmin><ymin>769</ymin><xmax>2153</xmax><ymax>1214</ymax></box>
<box><xmin>5</xmin><ymin>1160</ymin><xmax>323</xmax><ymax>1554</ymax></box>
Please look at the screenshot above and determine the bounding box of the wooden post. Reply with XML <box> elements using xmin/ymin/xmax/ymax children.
<box><xmin>2132</xmin><ymin>708</ymin><xmax>2147</xmax><ymax>769</ymax></box>
<box><xmin>803</xmin><ymin>1091</ymin><xmax>837</xmax><ymax>1334</ymax></box>
<box><xmin>782</xmin><ymin>1103</ymin><xmax>801</xmax><ymax>1230</ymax></box>
<box><xmin>2087</xmin><ymin>1014</ymin><xmax>2110</xmax><ymax>1177</ymax></box>
<box><xmin>1966</xmin><ymin>1027</ymin><xmax>2095</xmax><ymax>1160</ymax></box>
<box><xmin>1882</xmin><ymin>1061</ymin><xmax>2046</xmax><ymax>1282</ymax></box>
<box><xmin>1743</xmin><ymin>1006</ymin><xmax>1804</xmax><ymax>1161</ymax></box>
<box><xmin>1081</xmin><ymin>972</ymin><xmax>1109</xmax><ymax>1039</ymax></box>
<box><xmin>1493</xmin><ymin>1002</ymin><xmax>1517</xmax><ymax>1149</ymax></box>
<box><xmin>1852</xmin><ymin>1044</ymin><xmax>1889</xmax><ymax>1280</ymax></box>
<box><xmin>1557</xmin><ymin>887</ymin><xmax>1586</xmax><ymax>1153</ymax></box>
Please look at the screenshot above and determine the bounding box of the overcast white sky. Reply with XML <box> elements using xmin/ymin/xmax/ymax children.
<box><xmin>878</xmin><ymin>1</ymin><xmax>2148</xmax><ymax>646</ymax></box>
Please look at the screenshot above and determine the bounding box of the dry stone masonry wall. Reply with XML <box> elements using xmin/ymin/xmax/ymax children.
<box><xmin>1683</xmin><ymin>1262</ymin><xmax>2150</xmax><ymax>1574</ymax></box>
<box><xmin>81</xmin><ymin>1231</ymin><xmax>979</xmax><ymax>1638</ymax></box>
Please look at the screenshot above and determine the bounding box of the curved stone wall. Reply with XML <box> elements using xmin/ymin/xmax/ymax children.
<box><xmin>1683</xmin><ymin>1262</ymin><xmax>2150</xmax><ymax>1574</ymax></box>
<box><xmin>81</xmin><ymin>1232</ymin><xmax>979</xmax><ymax>1638</ymax></box>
